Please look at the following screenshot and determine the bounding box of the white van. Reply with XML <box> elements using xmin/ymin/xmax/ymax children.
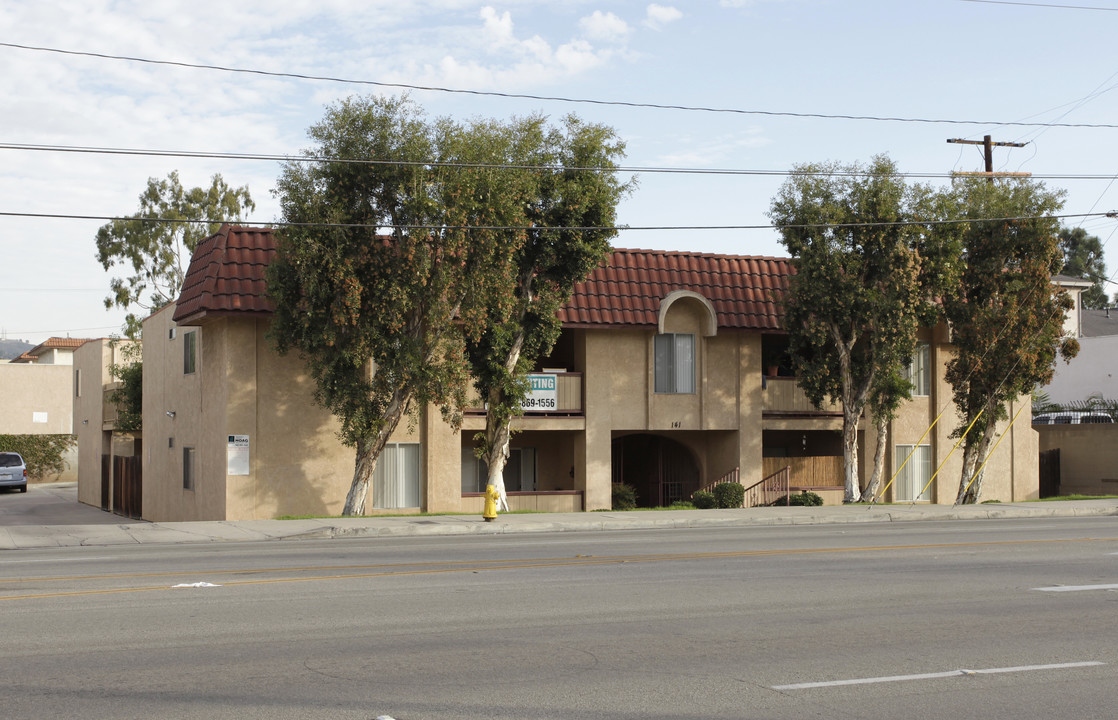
<box><xmin>1032</xmin><ymin>412</ymin><xmax>1114</xmax><ymax>425</ymax></box>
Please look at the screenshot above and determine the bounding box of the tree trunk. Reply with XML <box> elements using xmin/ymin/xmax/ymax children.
<box><xmin>865</xmin><ymin>413</ymin><xmax>889</xmax><ymax>501</ymax></box>
<box><xmin>955</xmin><ymin>402</ymin><xmax>998</xmax><ymax>504</ymax></box>
<box><xmin>480</xmin><ymin>329</ymin><xmax>527</xmax><ymax>514</ymax></box>
<box><xmin>841</xmin><ymin>409</ymin><xmax>861</xmax><ymax>503</ymax></box>
<box><xmin>483</xmin><ymin>408</ymin><xmax>513</xmax><ymax>513</ymax></box>
<box><xmin>341</xmin><ymin>391</ymin><xmax>410</xmax><ymax>516</ymax></box>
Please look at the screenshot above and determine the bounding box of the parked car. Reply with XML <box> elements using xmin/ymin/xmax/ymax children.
<box><xmin>0</xmin><ymin>451</ymin><xmax>28</xmax><ymax>492</ymax></box>
<box><xmin>1032</xmin><ymin>412</ymin><xmax>1115</xmax><ymax>425</ymax></box>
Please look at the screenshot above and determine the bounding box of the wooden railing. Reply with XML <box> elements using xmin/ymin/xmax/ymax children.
<box><xmin>762</xmin><ymin>377</ymin><xmax>842</xmax><ymax>414</ymax></box>
<box><xmin>695</xmin><ymin>466</ymin><xmax>740</xmax><ymax>496</ymax></box>
<box><xmin>743</xmin><ymin>466</ymin><xmax>791</xmax><ymax>507</ymax></box>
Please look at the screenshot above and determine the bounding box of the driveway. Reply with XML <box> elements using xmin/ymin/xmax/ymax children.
<box><xmin>0</xmin><ymin>483</ymin><xmax>126</xmax><ymax>526</ymax></box>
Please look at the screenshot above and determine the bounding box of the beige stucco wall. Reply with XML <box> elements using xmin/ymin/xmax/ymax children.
<box><xmin>1037</xmin><ymin>423</ymin><xmax>1118</xmax><ymax>496</ymax></box>
<box><xmin>0</xmin><ymin>363</ymin><xmax>74</xmax><ymax>435</ymax></box>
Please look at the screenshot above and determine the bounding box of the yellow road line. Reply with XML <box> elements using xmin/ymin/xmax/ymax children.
<box><xmin>2</xmin><ymin>536</ymin><xmax>1114</xmax><ymax>602</ymax></box>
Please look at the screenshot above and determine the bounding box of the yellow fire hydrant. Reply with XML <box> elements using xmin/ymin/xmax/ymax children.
<box><xmin>483</xmin><ymin>484</ymin><xmax>500</xmax><ymax>522</ymax></box>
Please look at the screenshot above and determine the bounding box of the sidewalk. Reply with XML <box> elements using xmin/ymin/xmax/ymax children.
<box><xmin>2</xmin><ymin>483</ymin><xmax>1116</xmax><ymax>550</ymax></box>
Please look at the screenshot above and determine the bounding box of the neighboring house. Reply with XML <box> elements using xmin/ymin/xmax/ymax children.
<box><xmin>73</xmin><ymin>339</ymin><xmax>141</xmax><ymax>514</ymax></box>
<box><xmin>1039</xmin><ymin>276</ymin><xmax>1118</xmax><ymax>404</ymax></box>
<box><xmin>0</xmin><ymin>337</ymin><xmax>92</xmax><ymax>481</ymax></box>
<box><xmin>8</xmin><ymin>336</ymin><xmax>90</xmax><ymax>365</ymax></box>
<box><xmin>133</xmin><ymin>225</ymin><xmax>1039</xmax><ymax>521</ymax></box>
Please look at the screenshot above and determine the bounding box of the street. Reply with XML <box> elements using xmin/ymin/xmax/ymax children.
<box><xmin>1</xmin><ymin>518</ymin><xmax>1116</xmax><ymax>719</ymax></box>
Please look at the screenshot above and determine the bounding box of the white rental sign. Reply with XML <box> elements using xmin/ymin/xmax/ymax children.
<box><xmin>227</xmin><ymin>435</ymin><xmax>250</xmax><ymax>476</ymax></box>
<box><xmin>522</xmin><ymin>374</ymin><xmax>558</xmax><ymax>412</ymax></box>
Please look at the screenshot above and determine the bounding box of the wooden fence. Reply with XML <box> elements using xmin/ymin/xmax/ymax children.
<box><xmin>762</xmin><ymin>456</ymin><xmax>843</xmax><ymax>488</ymax></box>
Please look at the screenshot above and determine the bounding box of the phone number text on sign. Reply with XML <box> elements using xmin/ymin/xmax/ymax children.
<box><xmin>524</xmin><ymin>374</ymin><xmax>558</xmax><ymax>412</ymax></box>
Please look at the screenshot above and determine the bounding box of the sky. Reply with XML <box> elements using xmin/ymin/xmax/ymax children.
<box><xmin>3</xmin><ymin>0</ymin><xmax>1118</xmax><ymax>345</ymax></box>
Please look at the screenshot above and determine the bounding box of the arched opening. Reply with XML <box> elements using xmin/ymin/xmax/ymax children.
<box><xmin>611</xmin><ymin>434</ymin><xmax>701</xmax><ymax>508</ymax></box>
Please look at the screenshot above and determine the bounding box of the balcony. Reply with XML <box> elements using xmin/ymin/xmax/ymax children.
<box><xmin>466</xmin><ymin>372</ymin><xmax>583</xmax><ymax>416</ymax></box>
<box><xmin>762</xmin><ymin>376</ymin><xmax>842</xmax><ymax>415</ymax></box>
<box><xmin>102</xmin><ymin>383</ymin><xmax>121</xmax><ymax>430</ymax></box>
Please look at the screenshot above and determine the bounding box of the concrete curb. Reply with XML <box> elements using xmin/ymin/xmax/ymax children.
<box><xmin>2</xmin><ymin>501</ymin><xmax>1116</xmax><ymax>550</ymax></box>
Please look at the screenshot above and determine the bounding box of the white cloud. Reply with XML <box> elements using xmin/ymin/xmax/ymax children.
<box><xmin>644</xmin><ymin>4</ymin><xmax>682</xmax><ymax>30</ymax></box>
<box><xmin>480</xmin><ymin>6</ymin><xmax>516</xmax><ymax>46</ymax></box>
<box><xmin>579</xmin><ymin>11</ymin><xmax>630</xmax><ymax>42</ymax></box>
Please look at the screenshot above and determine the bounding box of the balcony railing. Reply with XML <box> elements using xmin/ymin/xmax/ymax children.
<box><xmin>102</xmin><ymin>383</ymin><xmax>120</xmax><ymax>428</ymax></box>
<box><xmin>466</xmin><ymin>372</ymin><xmax>583</xmax><ymax>415</ymax></box>
<box><xmin>762</xmin><ymin>376</ymin><xmax>842</xmax><ymax>414</ymax></box>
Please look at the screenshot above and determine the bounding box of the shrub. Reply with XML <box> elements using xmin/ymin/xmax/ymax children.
<box><xmin>787</xmin><ymin>491</ymin><xmax>824</xmax><ymax>506</ymax></box>
<box><xmin>611</xmin><ymin>482</ymin><xmax>638</xmax><ymax>510</ymax></box>
<box><xmin>713</xmin><ymin>482</ymin><xmax>745</xmax><ymax>509</ymax></box>
<box><xmin>0</xmin><ymin>434</ymin><xmax>75</xmax><ymax>481</ymax></box>
<box><xmin>691</xmin><ymin>490</ymin><xmax>716</xmax><ymax>509</ymax></box>
<box><xmin>669</xmin><ymin>501</ymin><xmax>694</xmax><ymax>509</ymax></box>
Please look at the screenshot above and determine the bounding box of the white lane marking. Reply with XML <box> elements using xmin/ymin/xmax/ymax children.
<box><xmin>771</xmin><ymin>661</ymin><xmax>1104</xmax><ymax>690</ymax></box>
<box><xmin>1033</xmin><ymin>584</ymin><xmax>1118</xmax><ymax>592</ymax></box>
<box><xmin>0</xmin><ymin>556</ymin><xmax>120</xmax><ymax>565</ymax></box>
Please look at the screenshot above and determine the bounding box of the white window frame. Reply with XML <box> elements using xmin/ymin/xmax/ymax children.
<box><xmin>905</xmin><ymin>343</ymin><xmax>930</xmax><ymax>397</ymax></box>
<box><xmin>654</xmin><ymin>333</ymin><xmax>695</xmax><ymax>394</ymax></box>
<box><xmin>183</xmin><ymin>330</ymin><xmax>198</xmax><ymax>375</ymax></box>
<box><xmin>373</xmin><ymin>443</ymin><xmax>422</xmax><ymax>509</ymax></box>
<box><xmin>894</xmin><ymin>444</ymin><xmax>932</xmax><ymax>502</ymax></box>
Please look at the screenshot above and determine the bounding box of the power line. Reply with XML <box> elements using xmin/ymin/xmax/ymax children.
<box><xmin>4</xmin><ymin>141</ymin><xmax>1118</xmax><ymax>181</ymax></box>
<box><xmin>960</xmin><ymin>0</ymin><xmax>1118</xmax><ymax>10</ymax></box>
<box><xmin>1</xmin><ymin>210</ymin><xmax>1111</xmax><ymax>232</ymax></box>
<box><xmin>3</xmin><ymin>41</ymin><xmax>1118</xmax><ymax>130</ymax></box>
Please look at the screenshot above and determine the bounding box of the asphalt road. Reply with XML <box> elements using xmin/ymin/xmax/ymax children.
<box><xmin>1</xmin><ymin>518</ymin><xmax>1116</xmax><ymax>719</ymax></box>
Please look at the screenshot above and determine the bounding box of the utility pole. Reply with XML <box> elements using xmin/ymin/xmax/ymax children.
<box><xmin>946</xmin><ymin>135</ymin><xmax>1030</xmax><ymax>183</ymax></box>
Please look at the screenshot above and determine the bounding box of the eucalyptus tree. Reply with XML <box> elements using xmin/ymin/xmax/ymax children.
<box><xmin>460</xmin><ymin>115</ymin><xmax>632</xmax><ymax>510</ymax></box>
<box><xmin>96</xmin><ymin>171</ymin><xmax>254</xmax><ymax>337</ymax></box>
<box><xmin>943</xmin><ymin>179</ymin><xmax>1078</xmax><ymax>503</ymax></box>
<box><xmin>769</xmin><ymin>156</ymin><xmax>940</xmax><ymax>503</ymax></box>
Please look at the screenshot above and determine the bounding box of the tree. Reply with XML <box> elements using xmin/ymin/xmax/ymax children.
<box><xmin>96</xmin><ymin>171</ymin><xmax>255</xmax><ymax>337</ymax></box>
<box><xmin>269</xmin><ymin>95</ymin><xmax>622</xmax><ymax>516</ymax></box>
<box><xmin>943</xmin><ymin>179</ymin><xmax>1079</xmax><ymax>503</ymax></box>
<box><xmin>1057</xmin><ymin>226</ymin><xmax>1108</xmax><ymax>309</ymax></box>
<box><xmin>107</xmin><ymin>340</ymin><xmax>143</xmax><ymax>432</ymax></box>
<box><xmin>769</xmin><ymin>156</ymin><xmax>937</xmax><ymax>503</ymax></box>
<box><xmin>460</xmin><ymin>115</ymin><xmax>632</xmax><ymax>511</ymax></box>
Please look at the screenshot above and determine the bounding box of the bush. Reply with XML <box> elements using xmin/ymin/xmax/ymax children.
<box><xmin>786</xmin><ymin>491</ymin><xmax>824</xmax><ymax>506</ymax></box>
<box><xmin>0</xmin><ymin>434</ymin><xmax>75</xmax><ymax>481</ymax></box>
<box><xmin>713</xmin><ymin>482</ymin><xmax>746</xmax><ymax>509</ymax></box>
<box><xmin>691</xmin><ymin>490</ymin><xmax>716</xmax><ymax>509</ymax></box>
<box><xmin>611</xmin><ymin>482</ymin><xmax>638</xmax><ymax>510</ymax></box>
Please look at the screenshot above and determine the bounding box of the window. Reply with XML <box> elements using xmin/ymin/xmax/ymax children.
<box><xmin>905</xmin><ymin>343</ymin><xmax>930</xmax><ymax>396</ymax></box>
<box><xmin>74</xmin><ymin>368</ymin><xmax>81</xmax><ymax>398</ymax></box>
<box><xmin>654</xmin><ymin>333</ymin><xmax>695</xmax><ymax>394</ymax></box>
<box><xmin>183</xmin><ymin>330</ymin><xmax>197</xmax><ymax>375</ymax></box>
<box><xmin>373</xmin><ymin>443</ymin><xmax>421</xmax><ymax>509</ymax></box>
<box><xmin>460</xmin><ymin>447</ymin><xmax>538</xmax><ymax>493</ymax></box>
<box><xmin>183</xmin><ymin>446</ymin><xmax>195</xmax><ymax>490</ymax></box>
<box><xmin>894</xmin><ymin>444</ymin><xmax>932</xmax><ymax>502</ymax></box>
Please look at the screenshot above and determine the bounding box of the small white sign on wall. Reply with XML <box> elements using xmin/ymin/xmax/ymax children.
<box><xmin>32</xmin><ymin>412</ymin><xmax>48</xmax><ymax>424</ymax></box>
<box><xmin>227</xmin><ymin>435</ymin><xmax>250</xmax><ymax>476</ymax></box>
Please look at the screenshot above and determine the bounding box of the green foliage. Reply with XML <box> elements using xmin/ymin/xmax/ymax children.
<box><xmin>786</xmin><ymin>491</ymin><xmax>824</xmax><ymax>506</ymax></box>
<box><xmin>611</xmin><ymin>482</ymin><xmax>638</xmax><ymax>510</ymax></box>
<box><xmin>1058</xmin><ymin>226</ymin><xmax>1108</xmax><ymax>309</ymax></box>
<box><xmin>96</xmin><ymin>171</ymin><xmax>254</xmax><ymax>338</ymax></box>
<box><xmin>712</xmin><ymin>481</ymin><xmax>746</xmax><ymax>509</ymax></box>
<box><xmin>769</xmin><ymin>156</ymin><xmax>947</xmax><ymax>502</ymax></box>
<box><xmin>459</xmin><ymin>114</ymin><xmax>632</xmax><ymax>485</ymax></box>
<box><xmin>0</xmin><ymin>435</ymin><xmax>75</xmax><ymax>481</ymax></box>
<box><xmin>942</xmin><ymin>179</ymin><xmax>1077</xmax><ymax>503</ymax></box>
<box><xmin>107</xmin><ymin>341</ymin><xmax>143</xmax><ymax>432</ymax></box>
<box><xmin>691</xmin><ymin>490</ymin><xmax>716</xmax><ymax>509</ymax></box>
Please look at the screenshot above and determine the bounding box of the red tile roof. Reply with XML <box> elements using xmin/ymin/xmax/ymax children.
<box><xmin>9</xmin><ymin>336</ymin><xmax>96</xmax><ymax>362</ymax></box>
<box><xmin>173</xmin><ymin>224</ymin><xmax>276</xmax><ymax>324</ymax></box>
<box><xmin>171</xmin><ymin>227</ymin><xmax>791</xmax><ymax>331</ymax></box>
<box><xmin>559</xmin><ymin>249</ymin><xmax>789</xmax><ymax>331</ymax></box>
